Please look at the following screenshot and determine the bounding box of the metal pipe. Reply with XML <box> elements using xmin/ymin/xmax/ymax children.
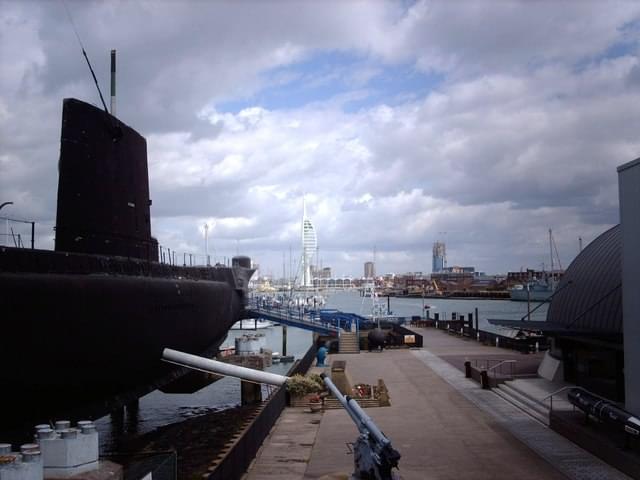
<box><xmin>162</xmin><ymin>348</ymin><xmax>288</xmax><ymax>386</ymax></box>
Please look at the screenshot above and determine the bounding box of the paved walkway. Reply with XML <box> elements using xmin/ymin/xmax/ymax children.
<box><xmin>244</xmin><ymin>329</ymin><xmax>631</xmax><ymax>479</ymax></box>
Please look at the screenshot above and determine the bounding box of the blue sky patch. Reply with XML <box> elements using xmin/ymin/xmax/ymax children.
<box><xmin>217</xmin><ymin>50</ymin><xmax>443</xmax><ymax>113</ymax></box>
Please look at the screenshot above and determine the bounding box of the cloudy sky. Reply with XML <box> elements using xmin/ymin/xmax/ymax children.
<box><xmin>1</xmin><ymin>0</ymin><xmax>639</xmax><ymax>278</ymax></box>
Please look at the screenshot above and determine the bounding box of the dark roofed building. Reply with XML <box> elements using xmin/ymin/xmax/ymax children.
<box><xmin>545</xmin><ymin>224</ymin><xmax>624</xmax><ymax>400</ymax></box>
<box><xmin>547</xmin><ymin>225</ymin><xmax>622</xmax><ymax>339</ymax></box>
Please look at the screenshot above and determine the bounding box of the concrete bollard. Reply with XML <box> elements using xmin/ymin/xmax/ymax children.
<box><xmin>495</xmin><ymin>337</ymin><xmax>499</xmax><ymax>347</ymax></box>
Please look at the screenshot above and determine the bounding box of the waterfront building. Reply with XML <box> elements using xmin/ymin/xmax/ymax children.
<box><xmin>490</xmin><ymin>158</ymin><xmax>640</xmax><ymax>415</ymax></box>
<box><xmin>619</xmin><ymin>158</ymin><xmax>640</xmax><ymax>414</ymax></box>
<box><xmin>364</xmin><ymin>261</ymin><xmax>375</xmax><ymax>278</ymax></box>
<box><xmin>432</xmin><ymin>241</ymin><xmax>446</xmax><ymax>273</ymax></box>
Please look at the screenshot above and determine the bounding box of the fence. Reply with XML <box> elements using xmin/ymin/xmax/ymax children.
<box><xmin>423</xmin><ymin>316</ymin><xmax>548</xmax><ymax>354</ymax></box>
<box><xmin>0</xmin><ymin>216</ymin><xmax>35</xmax><ymax>249</ymax></box>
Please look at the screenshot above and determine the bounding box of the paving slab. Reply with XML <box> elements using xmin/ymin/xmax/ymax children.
<box><xmin>244</xmin><ymin>328</ymin><xmax>631</xmax><ymax>480</ymax></box>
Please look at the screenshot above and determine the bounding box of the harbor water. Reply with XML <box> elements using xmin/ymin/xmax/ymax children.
<box><xmin>326</xmin><ymin>290</ymin><xmax>548</xmax><ymax>332</ymax></box>
<box><xmin>96</xmin><ymin>290</ymin><xmax>547</xmax><ymax>451</ymax></box>
<box><xmin>95</xmin><ymin>325</ymin><xmax>313</xmax><ymax>452</ymax></box>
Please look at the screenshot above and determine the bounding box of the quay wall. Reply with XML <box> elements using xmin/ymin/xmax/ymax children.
<box><xmin>204</xmin><ymin>343</ymin><xmax>317</xmax><ymax>480</ymax></box>
<box><xmin>410</xmin><ymin>318</ymin><xmax>549</xmax><ymax>354</ymax></box>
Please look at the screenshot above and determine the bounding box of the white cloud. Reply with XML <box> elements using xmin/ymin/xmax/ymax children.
<box><xmin>1</xmin><ymin>0</ymin><xmax>639</xmax><ymax>277</ymax></box>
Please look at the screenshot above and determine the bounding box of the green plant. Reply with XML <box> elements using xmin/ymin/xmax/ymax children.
<box><xmin>286</xmin><ymin>374</ymin><xmax>324</xmax><ymax>397</ymax></box>
<box><xmin>308</xmin><ymin>373</ymin><xmax>324</xmax><ymax>387</ymax></box>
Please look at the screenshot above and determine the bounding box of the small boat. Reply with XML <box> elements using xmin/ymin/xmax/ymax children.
<box><xmin>231</xmin><ymin>319</ymin><xmax>274</xmax><ymax>330</ymax></box>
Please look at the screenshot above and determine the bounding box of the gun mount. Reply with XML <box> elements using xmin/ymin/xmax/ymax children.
<box><xmin>161</xmin><ymin>348</ymin><xmax>401</xmax><ymax>479</ymax></box>
<box><xmin>320</xmin><ymin>373</ymin><xmax>401</xmax><ymax>479</ymax></box>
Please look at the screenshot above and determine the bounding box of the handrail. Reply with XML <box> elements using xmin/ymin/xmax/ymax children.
<box><xmin>249</xmin><ymin>305</ymin><xmax>341</xmax><ymax>332</ymax></box>
<box><xmin>487</xmin><ymin>359</ymin><xmax>516</xmax><ymax>372</ymax></box>
<box><xmin>486</xmin><ymin>359</ymin><xmax>516</xmax><ymax>381</ymax></box>
<box><xmin>541</xmin><ymin>385</ymin><xmax>575</xmax><ymax>402</ymax></box>
<box><xmin>542</xmin><ymin>385</ymin><xmax>613</xmax><ymax>404</ymax></box>
<box><xmin>541</xmin><ymin>385</ymin><xmax>616</xmax><ymax>413</ymax></box>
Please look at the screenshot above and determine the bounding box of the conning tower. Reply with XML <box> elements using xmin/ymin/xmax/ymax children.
<box><xmin>55</xmin><ymin>98</ymin><xmax>158</xmax><ymax>260</ymax></box>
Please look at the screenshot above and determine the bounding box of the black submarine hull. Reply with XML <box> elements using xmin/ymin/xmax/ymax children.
<box><xmin>0</xmin><ymin>98</ymin><xmax>254</xmax><ymax>428</ymax></box>
<box><xmin>0</xmin><ymin>248</ymin><xmax>250</xmax><ymax>426</ymax></box>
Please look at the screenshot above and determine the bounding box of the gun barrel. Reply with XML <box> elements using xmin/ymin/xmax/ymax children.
<box><xmin>568</xmin><ymin>388</ymin><xmax>640</xmax><ymax>436</ymax></box>
<box><xmin>162</xmin><ymin>348</ymin><xmax>288</xmax><ymax>386</ymax></box>
<box><xmin>320</xmin><ymin>373</ymin><xmax>391</xmax><ymax>447</ymax></box>
<box><xmin>321</xmin><ymin>372</ymin><xmax>361</xmax><ymax>425</ymax></box>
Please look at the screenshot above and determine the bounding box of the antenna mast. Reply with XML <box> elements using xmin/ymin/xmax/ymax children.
<box><xmin>110</xmin><ymin>49</ymin><xmax>116</xmax><ymax>116</ymax></box>
<box><xmin>63</xmin><ymin>1</ymin><xmax>110</xmax><ymax>116</ymax></box>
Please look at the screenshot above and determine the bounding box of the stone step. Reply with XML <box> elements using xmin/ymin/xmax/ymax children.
<box><xmin>323</xmin><ymin>397</ymin><xmax>380</xmax><ymax>409</ymax></box>
<box><xmin>507</xmin><ymin>380</ymin><xmax>573</xmax><ymax>411</ymax></box>
<box><xmin>339</xmin><ymin>333</ymin><xmax>360</xmax><ymax>353</ymax></box>
<box><xmin>494</xmin><ymin>385</ymin><xmax>549</xmax><ymax>426</ymax></box>
<box><xmin>500</xmin><ymin>384</ymin><xmax>549</xmax><ymax>417</ymax></box>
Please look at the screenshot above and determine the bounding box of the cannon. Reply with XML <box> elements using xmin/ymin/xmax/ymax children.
<box><xmin>162</xmin><ymin>348</ymin><xmax>401</xmax><ymax>479</ymax></box>
<box><xmin>320</xmin><ymin>373</ymin><xmax>401</xmax><ymax>479</ymax></box>
<box><xmin>568</xmin><ymin>388</ymin><xmax>640</xmax><ymax>437</ymax></box>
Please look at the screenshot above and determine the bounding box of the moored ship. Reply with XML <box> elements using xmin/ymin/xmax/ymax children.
<box><xmin>509</xmin><ymin>278</ymin><xmax>555</xmax><ymax>302</ymax></box>
<box><xmin>0</xmin><ymin>98</ymin><xmax>254</xmax><ymax>427</ymax></box>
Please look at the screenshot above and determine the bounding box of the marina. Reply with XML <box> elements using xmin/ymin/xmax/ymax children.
<box><xmin>2</xmin><ymin>3</ymin><xmax>640</xmax><ymax>480</ymax></box>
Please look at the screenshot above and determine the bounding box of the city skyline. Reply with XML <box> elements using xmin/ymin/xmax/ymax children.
<box><xmin>2</xmin><ymin>1</ymin><xmax>639</xmax><ymax>277</ymax></box>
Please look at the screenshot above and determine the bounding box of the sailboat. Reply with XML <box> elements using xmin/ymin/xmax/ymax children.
<box><xmin>510</xmin><ymin>229</ymin><xmax>562</xmax><ymax>302</ymax></box>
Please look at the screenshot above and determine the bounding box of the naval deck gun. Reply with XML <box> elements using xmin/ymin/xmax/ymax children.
<box><xmin>162</xmin><ymin>348</ymin><xmax>401</xmax><ymax>479</ymax></box>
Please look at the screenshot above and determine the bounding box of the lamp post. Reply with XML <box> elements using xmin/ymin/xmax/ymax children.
<box><xmin>0</xmin><ymin>201</ymin><xmax>13</xmax><ymax>247</ymax></box>
<box><xmin>204</xmin><ymin>223</ymin><xmax>209</xmax><ymax>266</ymax></box>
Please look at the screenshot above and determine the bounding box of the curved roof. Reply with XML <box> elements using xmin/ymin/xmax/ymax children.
<box><xmin>547</xmin><ymin>224</ymin><xmax>622</xmax><ymax>336</ymax></box>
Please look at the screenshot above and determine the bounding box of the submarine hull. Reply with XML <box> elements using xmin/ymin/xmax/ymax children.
<box><xmin>0</xmin><ymin>266</ymin><xmax>244</xmax><ymax>425</ymax></box>
<box><xmin>0</xmin><ymin>98</ymin><xmax>254</xmax><ymax>428</ymax></box>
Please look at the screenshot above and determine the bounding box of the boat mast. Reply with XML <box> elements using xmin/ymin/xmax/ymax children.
<box><xmin>549</xmin><ymin>229</ymin><xmax>554</xmax><ymax>272</ymax></box>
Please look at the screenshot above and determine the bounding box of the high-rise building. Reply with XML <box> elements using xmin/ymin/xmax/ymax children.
<box><xmin>432</xmin><ymin>241</ymin><xmax>446</xmax><ymax>273</ymax></box>
<box><xmin>300</xmin><ymin>198</ymin><xmax>317</xmax><ymax>288</ymax></box>
<box><xmin>364</xmin><ymin>261</ymin><xmax>375</xmax><ymax>278</ymax></box>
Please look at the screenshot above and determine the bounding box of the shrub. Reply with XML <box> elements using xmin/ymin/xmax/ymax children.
<box><xmin>286</xmin><ymin>374</ymin><xmax>324</xmax><ymax>397</ymax></box>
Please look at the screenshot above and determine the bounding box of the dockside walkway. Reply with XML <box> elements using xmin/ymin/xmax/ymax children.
<box><xmin>243</xmin><ymin>328</ymin><xmax>632</xmax><ymax>480</ymax></box>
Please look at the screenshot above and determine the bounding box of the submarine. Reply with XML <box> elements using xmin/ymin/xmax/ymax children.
<box><xmin>0</xmin><ymin>98</ymin><xmax>254</xmax><ymax>427</ymax></box>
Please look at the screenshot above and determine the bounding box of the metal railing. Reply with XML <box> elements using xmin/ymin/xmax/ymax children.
<box><xmin>540</xmin><ymin>385</ymin><xmax>612</xmax><ymax>413</ymax></box>
<box><xmin>486</xmin><ymin>359</ymin><xmax>517</xmax><ymax>381</ymax></box>
<box><xmin>248</xmin><ymin>300</ymin><xmax>348</xmax><ymax>332</ymax></box>
<box><xmin>0</xmin><ymin>216</ymin><xmax>35</xmax><ymax>249</ymax></box>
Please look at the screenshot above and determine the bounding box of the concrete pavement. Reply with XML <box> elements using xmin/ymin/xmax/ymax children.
<box><xmin>243</xmin><ymin>328</ymin><xmax>631</xmax><ymax>479</ymax></box>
